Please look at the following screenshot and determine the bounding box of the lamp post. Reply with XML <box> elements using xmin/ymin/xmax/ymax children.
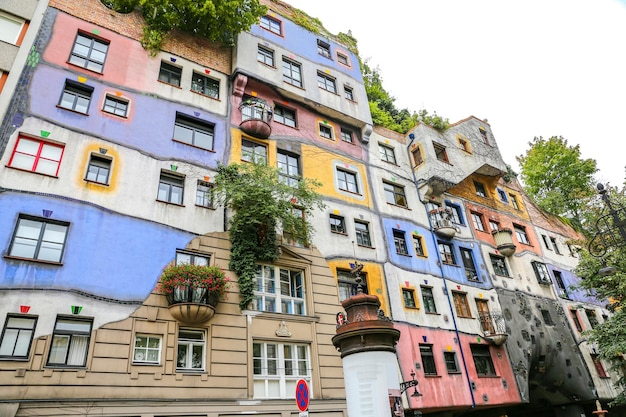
<box><xmin>588</xmin><ymin>183</ymin><xmax>626</xmax><ymax>260</ymax></box>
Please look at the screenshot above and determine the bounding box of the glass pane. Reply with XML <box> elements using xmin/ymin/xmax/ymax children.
<box><xmin>56</xmin><ymin>319</ymin><xmax>90</xmax><ymax>333</ymax></box>
<box><xmin>174</xmin><ymin>124</ymin><xmax>193</xmax><ymax>144</ymax></box>
<box><xmin>16</xmin><ymin>138</ymin><xmax>40</xmax><ymax>154</ymax></box>
<box><xmin>60</xmin><ymin>92</ymin><xmax>76</xmax><ymax>109</ymax></box>
<box><xmin>146</xmin><ymin>349</ymin><xmax>158</xmax><ymax>362</ymax></box>
<box><xmin>37</xmin><ymin>241</ymin><xmax>63</xmax><ymax>262</ymax></box>
<box><xmin>90</xmin><ymin>49</ymin><xmax>106</xmax><ymax>63</ymax></box>
<box><xmin>48</xmin><ymin>335</ymin><xmax>69</xmax><ymax>364</ymax></box>
<box><xmin>194</xmin><ymin>130</ymin><xmax>213</xmax><ymax>149</ymax></box>
<box><xmin>86</xmin><ymin>61</ymin><xmax>103</xmax><ymax>72</ymax></box>
<box><xmin>177</xmin><ymin>344</ymin><xmax>187</xmax><ymax>367</ymax></box>
<box><xmin>158</xmin><ymin>183</ymin><xmax>170</xmax><ymax>201</ymax></box>
<box><xmin>267</xmin><ymin>358</ymin><xmax>277</xmax><ymax>375</ymax></box>
<box><xmin>35</xmin><ymin>159</ymin><xmax>59</xmax><ymax>176</ymax></box>
<box><xmin>170</xmin><ymin>186</ymin><xmax>183</xmax><ymax>204</ymax></box>
<box><xmin>75</xmin><ymin>96</ymin><xmax>90</xmax><ymax>113</ymax></box>
<box><xmin>42</xmin><ymin>223</ymin><xmax>67</xmax><ymax>244</ymax></box>
<box><xmin>10</xmin><ymin>153</ymin><xmax>35</xmax><ymax>170</ymax></box>
<box><xmin>0</xmin><ymin>329</ymin><xmax>18</xmax><ymax>355</ymax></box>
<box><xmin>148</xmin><ymin>337</ymin><xmax>160</xmax><ymax>348</ymax></box>
<box><xmin>135</xmin><ymin>336</ymin><xmax>147</xmax><ymax>347</ymax></box>
<box><xmin>72</xmin><ymin>43</ymin><xmax>90</xmax><ymax>57</ymax></box>
<box><xmin>67</xmin><ymin>335</ymin><xmax>88</xmax><ymax>366</ymax></box>
<box><xmin>192</xmin><ymin>344</ymin><xmax>203</xmax><ymax>368</ymax></box>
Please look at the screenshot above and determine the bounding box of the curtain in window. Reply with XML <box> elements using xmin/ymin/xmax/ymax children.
<box><xmin>67</xmin><ymin>335</ymin><xmax>88</xmax><ymax>366</ymax></box>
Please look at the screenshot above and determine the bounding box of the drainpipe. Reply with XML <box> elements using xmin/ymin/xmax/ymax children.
<box><xmin>406</xmin><ymin>133</ymin><xmax>476</xmax><ymax>409</ymax></box>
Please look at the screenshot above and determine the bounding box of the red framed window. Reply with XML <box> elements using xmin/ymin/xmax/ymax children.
<box><xmin>8</xmin><ymin>136</ymin><xmax>64</xmax><ymax>176</ymax></box>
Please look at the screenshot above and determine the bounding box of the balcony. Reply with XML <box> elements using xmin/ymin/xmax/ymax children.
<box><xmin>166</xmin><ymin>286</ymin><xmax>220</xmax><ymax>324</ymax></box>
<box><xmin>239</xmin><ymin>98</ymin><xmax>273</xmax><ymax>139</ymax></box>
<box><xmin>430</xmin><ymin>208</ymin><xmax>459</xmax><ymax>238</ymax></box>
<box><xmin>478</xmin><ymin>311</ymin><xmax>508</xmax><ymax>345</ymax></box>
<box><xmin>491</xmin><ymin>228</ymin><xmax>516</xmax><ymax>256</ymax></box>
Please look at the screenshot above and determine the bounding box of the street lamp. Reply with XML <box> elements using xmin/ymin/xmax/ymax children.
<box><xmin>400</xmin><ymin>369</ymin><xmax>422</xmax><ymax>397</ymax></box>
<box><xmin>588</xmin><ymin>183</ymin><xmax>626</xmax><ymax>260</ymax></box>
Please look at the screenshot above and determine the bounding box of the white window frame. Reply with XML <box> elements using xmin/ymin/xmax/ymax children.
<box><xmin>253</xmin><ymin>342</ymin><xmax>311</xmax><ymax>399</ymax></box>
<box><xmin>176</xmin><ymin>329</ymin><xmax>206</xmax><ymax>371</ymax></box>
<box><xmin>336</xmin><ymin>168</ymin><xmax>359</xmax><ymax>194</ymax></box>
<box><xmin>253</xmin><ymin>264</ymin><xmax>306</xmax><ymax>315</ymax></box>
<box><xmin>132</xmin><ymin>334</ymin><xmax>162</xmax><ymax>364</ymax></box>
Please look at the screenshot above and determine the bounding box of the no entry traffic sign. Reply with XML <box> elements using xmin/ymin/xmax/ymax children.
<box><xmin>295</xmin><ymin>379</ymin><xmax>309</xmax><ymax>412</ymax></box>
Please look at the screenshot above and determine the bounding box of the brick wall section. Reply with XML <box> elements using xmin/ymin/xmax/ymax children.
<box><xmin>48</xmin><ymin>0</ymin><xmax>231</xmax><ymax>73</ymax></box>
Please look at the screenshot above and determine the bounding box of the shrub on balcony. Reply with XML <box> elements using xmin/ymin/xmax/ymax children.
<box><xmin>158</xmin><ymin>263</ymin><xmax>229</xmax><ymax>304</ymax></box>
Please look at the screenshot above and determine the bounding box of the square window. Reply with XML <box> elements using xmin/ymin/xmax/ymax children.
<box><xmin>337</xmin><ymin>168</ymin><xmax>359</xmax><ymax>194</ymax></box>
<box><xmin>0</xmin><ymin>12</ymin><xmax>24</xmax><ymax>45</ymax></box>
<box><xmin>460</xmin><ymin>248</ymin><xmax>478</xmax><ymax>282</ymax></box>
<box><xmin>514</xmin><ymin>224</ymin><xmax>530</xmax><ymax>245</ymax></box>
<box><xmin>421</xmin><ymin>286</ymin><xmax>437</xmax><ymax>313</ymax></box>
<box><xmin>282</xmin><ymin>58</ymin><xmax>302</xmax><ymax>87</ymax></box>
<box><xmin>337</xmin><ymin>52</ymin><xmax>349</xmax><ymax>66</ymax></box>
<box><xmin>420</xmin><ymin>345</ymin><xmax>437</xmax><ymax>375</ymax></box>
<box><xmin>550</xmin><ymin>237</ymin><xmax>561</xmax><ymax>254</ymax></box>
<box><xmin>133</xmin><ymin>334</ymin><xmax>162</xmax><ymax>364</ymax></box>
<box><xmin>8</xmin><ymin>135</ymin><xmax>65</xmax><ymax>176</ymax></box>
<box><xmin>447</xmin><ymin>204</ymin><xmax>463</xmax><ymax>224</ymax></box>
<box><xmin>319</xmin><ymin>123</ymin><xmax>333</xmax><ymax>139</ymax></box>
<box><xmin>252</xmin><ymin>264</ymin><xmax>306</xmax><ymax>315</ymax></box>
<box><xmin>497</xmin><ymin>188</ymin><xmax>508</xmax><ymax>202</ymax></box>
<box><xmin>412</xmin><ymin>146</ymin><xmax>424</xmax><ymax>166</ymax></box>
<box><xmin>317</xmin><ymin>39</ymin><xmax>331</xmax><ymax>58</ymax></box>
<box><xmin>474</xmin><ymin>181</ymin><xmax>487</xmax><ymax>197</ymax></box>
<box><xmin>458</xmin><ymin>137</ymin><xmax>471</xmax><ymax>153</ymax></box>
<box><xmin>59</xmin><ymin>80</ymin><xmax>93</xmax><ymax>114</ymax></box>
<box><xmin>176</xmin><ymin>250</ymin><xmax>210</xmax><ymax>266</ymax></box>
<box><xmin>344</xmin><ymin>85</ymin><xmax>354</xmax><ymax>101</ymax></box>
<box><xmin>8</xmin><ymin>215</ymin><xmax>69</xmax><ymax>263</ymax></box>
<box><xmin>317</xmin><ymin>72</ymin><xmax>337</xmax><ymax>93</ymax></box>
<box><xmin>158</xmin><ymin>61</ymin><xmax>182</xmax><ymax>87</ymax></box>
<box><xmin>273</xmin><ymin>105</ymin><xmax>296</xmax><ymax>127</ymax></box>
<box><xmin>413</xmin><ymin>235</ymin><xmax>425</xmax><ymax>257</ymax></box>
<box><xmin>490</xmin><ymin>254</ymin><xmax>509</xmax><ymax>277</ymax></box>
<box><xmin>177</xmin><ymin>329</ymin><xmax>205</xmax><ymax>371</ymax></box>
<box><xmin>541</xmin><ymin>234</ymin><xmax>551</xmax><ymax>250</ymax></box>
<box><xmin>253</xmin><ymin>342</ymin><xmax>310</xmax><ymax>399</ymax></box>
<box><xmin>379</xmin><ymin>143</ymin><xmax>397</xmax><ymax>164</ymax></box>
<box><xmin>330</xmin><ymin>214</ymin><xmax>346</xmax><ymax>234</ymax></box>
<box><xmin>173</xmin><ymin>113</ymin><xmax>214</xmax><ymax>150</ymax></box>
<box><xmin>393</xmin><ymin>229</ymin><xmax>409</xmax><ymax>255</ymax></box>
<box><xmin>68</xmin><ymin>32</ymin><xmax>109</xmax><ymax>73</ymax></box>
<box><xmin>337</xmin><ymin>268</ymin><xmax>368</xmax><ymax>301</ymax></box>
<box><xmin>157</xmin><ymin>171</ymin><xmax>184</xmax><ymax>205</ymax></box>
<box><xmin>0</xmin><ymin>315</ymin><xmax>37</xmax><ymax>359</ymax></box>
<box><xmin>340</xmin><ymin>127</ymin><xmax>353</xmax><ymax>143</ymax></box>
<box><xmin>191</xmin><ymin>72</ymin><xmax>219</xmax><ymax>99</ymax></box>
<box><xmin>102</xmin><ymin>95</ymin><xmax>128</xmax><ymax>117</ymax></box>
<box><xmin>242</xmin><ymin>139</ymin><xmax>267</xmax><ymax>164</ymax></box>
<box><xmin>85</xmin><ymin>154</ymin><xmax>111</xmax><ymax>184</ymax></box>
<box><xmin>452</xmin><ymin>291</ymin><xmax>472</xmax><ymax>318</ymax></box>
<box><xmin>471</xmin><ymin>212</ymin><xmax>485</xmax><ymax>232</ymax></box>
<box><xmin>531</xmin><ymin>261</ymin><xmax>551</xmax><ymax>284</ymax></box>
<box><xmin>260</xmin><ymin>15</ymin><xmax>282</xmax><ymax>35</ymax></box>
<box><xmin>47</xmin><ymin>316</ymin><xmax>92</xmax><ymax>367</ymax></box>
<box><xmin>471</xmin><ymin>344</ymin><xmax>496</xmax><ymax>376</ymax></box>
<box><xmin>554</xmin><ymin>270</ymin><xmax>568</xmax><ymax>298</ymax></box>
<box><xmin>257</xmin><ymin>45</ymin><xmax>275</xmax><ymax>66</ymax></box>
<box><xmin>433</xmin><ymin>143</ymin><xmax>449</xmax><ymax>163</ymax></box>
<box><xmin>402</xmin><ymin>288</ymin><xmax>417</xmax><ymax>308</ymax></box>
<box><xmin>438</xmin><ymin>241</ymin><xmax>456</xmax><ymax>265</ymax></box>
<box><xmin>444</xmin><ymin>351</ymin><xmax>460</xmax><ymax>373</ymax></box>
<box><xmin>278</xmin><ymin>150</ymin><xmax>300</xmax><ymax>187</ymax></box>
<box><xmin>196</xmin><ymin>180</ymin><xmax>214</xmax><ymax>208</ymax></box>
<box><xmin>384</xmin><ymin>181</ymin><xmax>407</xmax><ymax>207</ymax></box>
<box><xmin>541</xmin><ymin>309</ymin><xmax>554</xmax><ymax>326</ymax></box>
<box><xmin>355</xmin><ymin>221</ymin><xmax>371</xmax><ymax>247</ymax></box>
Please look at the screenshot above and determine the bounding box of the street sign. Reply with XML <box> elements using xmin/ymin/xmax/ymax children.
<box><xmin>299</xmin><ymin>412</ymin><xmax>308</xmax><ymax>417</ymax></box>
<box><xmin>295</xmin><ymin>379</ymin><xmax>309</xmax><ymax>412</ymax></box>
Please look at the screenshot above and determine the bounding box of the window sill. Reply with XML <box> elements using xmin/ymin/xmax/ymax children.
<box><xmin>357</xmin><ymin>244</ymin><xmax>375</xmax><ymax>250</ymax></box>
<box><xmin>424</xmin><ymin>312</ymin><xmax>440</xmax><ymax>316</ymax></box>
<box><xmin>424</xmin><ymin>374</ymin><xmax>441</xmax><ymax>378</ymax></box>
<box><xmin>156</xmin><ymin>199</ymin><xmax>185</xmax><ymax>207</ymax></box>
<box><xmin>84</xmin><ymin>178</ymin><xmax>110</xmax><ymax>186</ymax></box>
<box><xmin>404</xmin><ymin>305</ymin><xmax>419</xmax><ymax>310</ymax></box>
<box><xmin>56</xmin><ymin>105</ymin><xmax>89</xmax><ymax>116</ymax></box>
<box><xmin>330</xmin><ymin>230</ymin><xmax>348</xmax><ymax>236</ymax></box>
<box><xmin>243</xmin><ymin>310</ymin><xmax>320</xmax><ymax>324</ymax></box>
<box><xmin>257</xmin><ymin>61</ymin><xmax>277</xmax><ymax>69</ymax></box>
<box><xmin>44</xmin><ymin>365</ymin><xmax>87</xmax><ymax>369</ymax></box>
<box><xmin>3</xmin><ymin>255</ymin><xmax>63</xmax><ymax>266</ymax></box>
<box><xmin>102</xmin><ymin>110</ymin><xmax>128</xmax><ymax>119</ymax></box>
<box><xmin>387</xmin><ymin>202</ymin><xmax>410</xmax><ymax>210</ymax></box>
<box><xmin>195</xmin><ymin>204</ymin><xmax>216</xmax><ymax>210</ymax></box>
<box><xmin>397</xmin><ymin>252</ymin><xmax>411</xmax><ymax>257</ymax></box>
<box><xmin>6</xmin><ymin>165</ymin><xmax>59</xmax><ymax>178</ymax></box>
<box><xmin>176</xmin><ymin>369</ymin><xmax>206</xmax><ymax>374</ymax></box>
<box><xmin>0</xmin><ymin>357</ymin><xmax>30</xmax><ymax>361</ymax></box>
<box><xmin>457</xmin><ymin>315</ymin><xmax>474</xmax><ymax>319</ymax></box>
<box><xmin>172</xmin><ymin>138</ymin><xmax>216</xmax><ymax>152</ymax></box>
<box><xmin>477</xmin><ymin>374</ymin><xmax>500</xmax><ymax>378</ymax></box>
<box><xmin>157</xmin><ymin>80</ymin><xmax>182</xmax><ymax>89</ymax></box>
<box><xmin>190</xmin><ymin>89</ymin><xmax>220</xmax><ymax>101</ymax></box>
<box><xmin>131</xmin><ymin>362</ymin><xmax>161</xmax><ymax>366</ymax></box>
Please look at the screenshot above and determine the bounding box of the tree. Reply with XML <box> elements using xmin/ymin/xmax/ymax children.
<box><xmin>213</xmin><ymin>162</ymin><xmax>324</xmax><ymax>310</ymax></box>
<box><xmin>102</xmin><ymin>0</ymin><xmax>267</xmax><ymax>54</ymax></box>
<box><xmin>517</xmin><ymin>136</ymin><xmax>598</xmax><ymax>229</ymax></box>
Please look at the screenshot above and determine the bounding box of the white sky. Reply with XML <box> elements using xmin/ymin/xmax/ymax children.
<box><xmin>284</xmin><ymin>0</ymin><xmax>626</xmax><ymax>186</ymax></box>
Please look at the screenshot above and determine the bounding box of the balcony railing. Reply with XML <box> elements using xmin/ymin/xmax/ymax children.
<box><xmin>239</xmin><ymin>98</ymin><xmax>273</xmax><ymax>139</ymax></box>
<box><xmin>429</xmin><ymin>208</ymin><xmax>459</xmax><ymax>238</ymax></box>
<box><xmin>491</xmin><ymin>228</ymin><xmax>516</xmax><ymax>256</ymax></box>
<box><xmin>478</xmin><ymin>311</ymin><xmax>508</xmax><ymax>345</ymax></box>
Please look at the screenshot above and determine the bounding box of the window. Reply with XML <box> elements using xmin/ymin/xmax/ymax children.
<box><xmin>0</xmin><ymin>315</ymin><xmax>37</xmax><ymax>359</ymax></box>
<box><xmin>337</xmin><ymin>168</ymin><xmax>359</xmax><ymax>194</ymax></box>
<box><xmin>554</xmin><ymin>270</ymin><xmax>568</xmax><ymax>298</ymax></box>
<box><xmin>242</xmin><ymin>139</ymin><xmax>267</xmax><ymax>164</ymax></box>
<box><xmin>541</xmin><ymin>234</ymin><xmax>551</xmax><ymax>250</ymax></box>
<box><xmin>273</xmin><ymin>105</ymin><xmax>296</xmax><ymax>127</ymax></box>
<box><xmin>176</xmin><ymin>250</ymin><xmax>210</xmax><ymax>266</ymax></box>
<box><xmin>379</xmin><ymin>143</ymin><xmax>397</xmax><ymax>164</ymax></box>
<box><xmin>260</xmin><ymin>15</ymin><xmax>282</xmax><ymax>35</ymax></box>
<box><xmin>412</xmin><ymin>147</ymin><xmax>424</xmax><ymax>166</ymax></box>
<box><xmin>489</xmin><ymin>220</ymin><xmax>500</xmax><ymax>231</ymax></box>
<box><xmin>329</xmin><ymin>214</ymin><xmax>346</xmax><ymax>234</ymax></box>
<box><xmin>591</xmin><ymin>354</ymin><xmax>609</xmax><ymax>378</ymax></box>
<box><xmin>257</xmin><ymin>45</ymin><xmax>275</xmax><ymax>66</ymax></box>
<box><xmin>132</xmin><ymin>335</ymin><xmax>161</xmax><ymax>364</ymax></box>
<box><xmin>337</xmin><ymin>268</ymin><xmax>368</xmax><ymax>301</ymax></box>
<box><xmin>253</xmin><ymin>264</ymin><xmax>305</xmax><ymax>315</ymax></box>
<box><xmin>158</xmin><ymin>61</ymin><xmax>182</xmax><ymax>86</ymax></box>
<box><xmin>173</xmin><ymin>114</ymin><xmax>215</xmax><ymax>150</ymax></box>
<box><xmin>490</xmin><ymin>254</ymin><xmax>509</xmax><ymax>277</ymax></box>
<box><xmin>343</xmin><ymin>85</ymin><xmax>354</xmax><ymax>100</ymax></box>
<box><xmin>59</xmin><ymin>80</ymin><xmax>93</xmax><ymax>113</ymax></box>
<box><xmin>278</xmin><ymin>150</ymin><xmax>300</xmax><ymax>186</ymax></box>
<box><xmin>550</xmin><ymin>237</ymin><xmax>561</xmax><ymax>254</ymax></box>
<box><xmin>531</xmin><ymin>261</ymin><xmax>551</xmax><ymax>284</ymax></box>
<box><xmin>567</xmin><ymin>243</ymin><xmax>578</xmax><ymax>257</ymax></box>
<box><xmin>177</xmin><ymin>329</ymin><xmax>205</xmax><ymax>371</ymax></box>
<box><xmin>8</xmin><ymin>215</ymin><xmax>69</xmax><ymax>263</ymax></box>
<box><xmin>384</xmin><ymin>181</ymin><xmax>407</xmax><ymax>207</ymax></box>
<box><xmin>471</xmin><ymin>344</ymin><xmax>496</xmax><ymax>376</ymax></box>
<box><xmin>319</xmin><ymin>123</ymin><xmax>333</xmax><ymax>139</ymax></box>
<box><xmin>421</xmin><ymin>287</ymin><xmax>437</xmax><ymax>313</ymax></box>
<box><xmin>157</xmin><ymin>171</ymin><xmax>184</xmax><ymax>205</ymax></box>
<box><xmin>0</xmin><ymin>13</ymin><xmax>24</xmax><ymax>45</ymax></box>
<box><xmin>196</xmin><ymin>180</ymin><xmax>214</xmax><ymax>208</ymax></box>
<box><xmin>337</xmin><ymin>52</ymin><xmax>349</xmax><ymax>66</ymax></box>
<box><xmin>470</xmin><ymin>212</ymin><xmax>485</xmax><ymax>232</ymax></box>
<box><xmin>438</xmin><ymin>241</ymin><xmax>455</xmax><ymax>265</ymax></box>
<box><xmin>452</xmin><ymin>292</ymin><xmax>472</xmax><ymax>318</ymax></box>
<box><xmin>69</xmin><ymin>32</ymin><xmax>109</xmax><ymax>72</ymax></box>
<box><xmin>48</xmin><ymin>317</ymin><xmax>92</xmax><ymax>367</ymax></box>
<box><xmin>497</xmin><ymin>188</ymin><xmax>508</xmax><ymax>202</ymax></box>
<box><xmin>479</xmin><ymin>127</ymin><xmax>489</xmax><ymax>144</ymax></box>
<box><xmin>509</xmin><ymin>193</ymin><xmax>520</xmax><ymax>210</ymax></box>
<box><xmin>570</xmin><ymin>310</ymin><xmax>583</xmax><ymax>332</ymax></box>
<box><xmin>282</xmin><ymin>58</ymin><xmax>302</xmax><ymax>87</ymax></box>
<box><xmin>355</xmin><ymin>221</ymin><xmax>371</xmax><ymax>247</ymax></box>
<box><xmin>85</xmin><ymin>154</ymin><xmax>111</xmax><ymax>184</ymax></box>
<box><xmin>541</xmin><ymin>309</ymin><xmax>554</xmax><ymax>326</ymax></box>
<box><xmin>101</xmin><ymin>95</ymin><xmax>129</xmax><ymax>117</ymax></box>
<box><xmin>474</xmin><ymin>181</ymin><xmax>487</xmax><ymax>197</ymax></box>
<box><xmin>458</xmin><ymin>137</ymin><xmax>471</xmax><ymax>153</ymax></box>
<box><xmin>420</xmin><ymin>345</ymin><xmax>437</xmax><ymax>375</ymax></box>
<box><xmin>402</xmin><ymin>288</ymin><xmax>417</xmax><ymax>308</ymax></box>
<box><xmin>393</xmin><ymin>229</ymin><xmax>409</xmax><ymax>255</ymax></box>
<box><xmin>514</xmin><ymin>224</ymin><xmax>530</xmax><ymax>245</ymax></box>
<box><xmin>585</xmin><ymin>309</ymin><xmax>599</xmax><ymax>329</ymax></box>
<box><xmin>191</xmin><ymin>72</ymin><xmax>219</xmax><ymax>99</ymax></box>
<box><xmin>413</xmin><ymin>234</ymin><xmax>425</xmax><ymax>257</ymax></box>
<box><xmin>444</xmin><ymin>351</ymin><xmax>460</xmax><ymax>373</ymax></box>
<box><xmin>317</xmin><ymin>72</ymin><xmax>337</xmax><ymax>93</ymax></box>
<box><xmin>460</xmin><ymin>248</ymin><xmax>478</xmax><ymax>281</ymax></box>
<box><xmin>447</xmin><ymin>204</ymin><xmax>463</xmax><ymax>224</ymax></box>
<box><xmin>317</xmin><ymin>39</ymin><xmax>331</xmax><ymax>58</ymax></box>
<box><xmin>9</xmin><ymin>136</ymin><xmax>64</xmax><ymax>176</ymax></box>
<box><xmin>253</xmin><ymin>342</ymin><xmax>310</xmax><ymax>399</ymax></box>
<box><xmin>340</xmin><ymin>127</ymin><xmax>353</xmax><ymax>143</ymax></box>
<box><xmin>433</xmin><ymin>143</ymin><xmax>449</xmax><ymax>163</ymax></box>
